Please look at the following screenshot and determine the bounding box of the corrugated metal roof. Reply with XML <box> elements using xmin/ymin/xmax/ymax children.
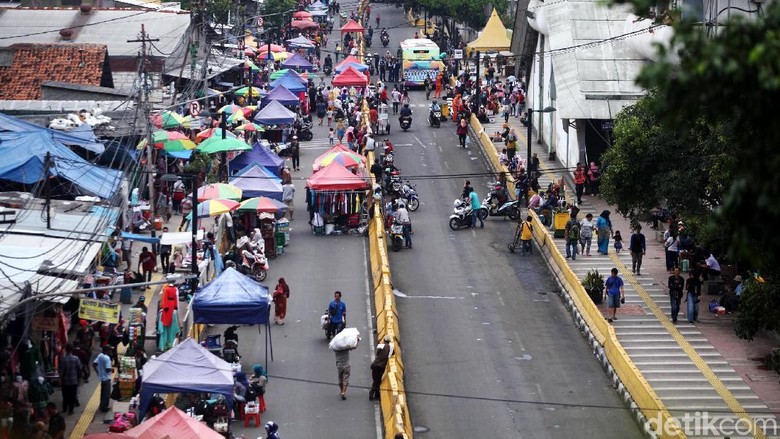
<box><xmin>0</xmin><ymin>8</ymin><xmax>191</xmax><ymax>57</ymax></box>
<box><xmin>544</xmin><ymin>0</ymin><xmax>647</xmax><ymax>119</ymax></box>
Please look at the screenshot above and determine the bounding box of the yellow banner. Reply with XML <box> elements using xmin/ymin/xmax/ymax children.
<box><xmin>78</xmin><ymin>299</ymin><xmax>120</xmax><ymax>324</ymax></box>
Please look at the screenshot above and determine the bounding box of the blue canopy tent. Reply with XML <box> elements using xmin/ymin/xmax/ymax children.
<box><xmin>138</xmin><ymin>338</ymin><xmax>234</xmax><ymax>421</ymax></box>
<box><xmin>191</xmin><ymin>267</ymin><xmax>274</xmax><ymax>368</ymax></box>
<box><xmin>268</xmin><ymin>73</ymin><xmax>307</xmax><ymax>93</ymax></box>
<box><xmin>253</xmin><ymin>101</ymin><xmax>297</xmax><ymax>126</ymax></box>
<box><xmin>261</xmin><ymin>85</ymin><xmax>300</xmax><ymax>107</ymax></box>
<box><xmin>0</xmin><ymin>131</ymin><xmax>122</xmax><ymax>199</ymax></box>
<box><xmin>229</xmin><ymin>163</ymin><xmax>284</xmax><ymax>199</ymax></box>
<box><xmin>229</xmin><ymin>143</ymin><xmax>285</xmax><ymax>175</ymax></box>
<box><xmin>285</xmin><ymin>36</ymin><xmax>315</xmax><ymax>49</ymax></box>
<box><xmin>0</xmin><ymin>112</ymin><xmax>105</xmax><ymax>154</ymax></box>
<box><xmin>281</xmin><ymin>53</ymin><xmax>314</xmax><ymax>71</ymax></box>
<box><xmin>335</xmin><ymin>61</ymin><xmax>369</xmax><ymax>74</ymax></box>
<box><xmin>230</xmin><ymin>162</ymin><xmax>281</xmax><ymax>183</ymax></box>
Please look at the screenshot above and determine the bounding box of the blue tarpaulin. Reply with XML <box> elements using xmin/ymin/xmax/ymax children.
<box><xmin>0</xmin><ymin>131</ymin><xmax>122</xmax><ymax>199</ymax></box>
<box><xmin>0</xmin><ymin>112</ymin><xmax>105</xmax><ymax>154</ymax></box>
<box><xmin>120</xmin><ymin>231</ymin><xmax>160</xmax><ymax>244</ymax></box>
<box><xmin>138</xmin><ymin>338</ymin><xmax>234</xmax><ymax>420</ymax></box>
<box><xmin>229</xmin><ymin>144</ymin><xmax>285</xmax><ymax>175</ymax></box>
<box><xmin>192</xmin><ymin>267</ymin><xmax>270</xmax><ymax>325</ymax></box>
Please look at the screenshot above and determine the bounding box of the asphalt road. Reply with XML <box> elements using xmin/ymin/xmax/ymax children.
<box><xmin>373</xmin><ymin>6</ymin><xmax>644</xmax><ymax>438</ymax></box>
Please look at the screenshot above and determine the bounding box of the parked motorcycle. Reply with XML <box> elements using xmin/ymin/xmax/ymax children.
<box><xmin>449</xmin><ymin>199</ymin><xmax>474</xmax><ymax>230</ymax></box>
<box><xmin>297</xmin><ymin>121</ymin><xmax>314</xmax><ymax>141</ymax></box>
<box><xmin>429</xmin><ymin>109</ymin><xmax>441</xmax><ymax>128</ymax></box>
<box><xmin>239</xmin><ymin>249</ymin><xmax>268</xmax><ymax>281</ymax></box>
<box><xmin>399</xmin><ymin>115</ymin><xmax>412</xmax><ymax>131</ymax></box>
<box><xmin>400</xmin><ymin>181</ymin><xmax>419</xmax><ymax>211</ymax></box>
<box><xmin>389</xmin><ymin>221</ymin><xmax>405</xmax><ymax>252</ymax></box>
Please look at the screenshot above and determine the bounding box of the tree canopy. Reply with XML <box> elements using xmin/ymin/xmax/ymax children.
<box><xmin>261</xmin><ymin>0</ymin><xmax>297</xmax><ymax>32</ymax></box>
<box><xmin>400</xmin><ymin>0</ymin><xmax>507</xmax><ymax>31</ymax></box>
<box><xmin>603</xmin><ymin>2</ymin><xmax>780</xmax><ymax>339</ymax></box>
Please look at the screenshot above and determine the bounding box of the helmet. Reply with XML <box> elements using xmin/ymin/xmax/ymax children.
<box><xmin>432</xmin><ymin>100</ymin><xmax>437</xmax><ymax>105</ymax></box>
<box><xmin>404</xmin><ymin>103</ymin><xmax>409</xmax><ymax>108</ymax></box>
<box><xmin>265</xmin><ymin>421</ymin><xmax>278</xmax><ymax>432</ymax></box>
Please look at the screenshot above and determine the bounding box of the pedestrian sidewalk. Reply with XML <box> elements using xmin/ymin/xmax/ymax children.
<box><xmin>479</xmin><ymin>115</ymin><xmax>780</xmax><ymax>436</ymax></box>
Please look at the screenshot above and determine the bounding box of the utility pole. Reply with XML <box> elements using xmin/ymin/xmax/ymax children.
<box><xmin>128</xmin><ymin>25</ymin><xmax>161</xmax><ymax>247</ymax></box>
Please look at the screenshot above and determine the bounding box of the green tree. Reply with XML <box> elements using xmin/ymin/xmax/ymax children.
<box><xmin>208</xmin><ymin>0</ymin><xmax>234</xmax><ymax>25</ymax></box>
<box><xmin>261</xmin><ymin>0</ymin><xmax>296</xmax><ymax>32</ymax></box>
<box><xmin>605</xmin><ymin>1</ymin><xmax>780</xmax><ymax>339</ymax></box>
<box><xmin>404</xmin><ymin>0</ymin><xmax>507</xmax><ymax>32</ymax></box>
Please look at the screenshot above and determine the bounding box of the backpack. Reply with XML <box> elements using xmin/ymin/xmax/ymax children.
<box><xmin>568</xmin><ymin>223</ymin><xmax>580</xmax><ymax>240</ymax></box>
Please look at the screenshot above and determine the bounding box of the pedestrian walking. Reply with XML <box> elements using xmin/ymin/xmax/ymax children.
<box><xmin>606</xmin><ymin>268</ymin><xmax>625</xmax><ymax>323</ymax></box>
<box><xmin>505</xmin><ymin>128</ymin><xmax>518</xmax><ymax>161</ymax></box>
<box><xmin>178</xmin><ymin>196</ymin><xmax>192</xmax><ymax>231</ymax></box>
<box><xmin>326</xmin><ymin>291</ymin><xmax>347</xmax><ymax>340</ymax></box>
<box><xmin>579</xmin><ymin>213</ymin><xmax>594</xmax><ymax>256</ymax></box>
<box><xmin>613</xmin><ymin>230</ymin><xmax>623</xmax><ymax>253</ymax></box>
<box><xmin>565</xmin><ymin>214</ymin><xmax>579</xmax><ymax>260</ymax></box>
<box><xmin>668</xmin><ymin>267</ymin><xmax>685</xmax><ymax>323</ymax></box>
<box><xmin>664</xmin><ymin>232</ymin><xmax>680</xmax><ymax>271</ymax></box>
<box><xmin>468</xmin><ymin>187</ymin><xmax>483</xmax><ymax>229</ymax></box>
<box><xmin>629</xmin><ymin>225</ymin><xmax>646</xmax><ymax>275</ymax></box>
<box><xmin>369</xmin><ymin>336</ymin><xmax>393</xmax><ymax>400</ymax></box>
<box><xmin>282</xmin><ymin>181</ymin><xmax>295</xmax><ymax>220</ymax></box>
<box><xmin>289</xmin><ymin>136</ymin><xmax>301</xmax><ymax>171</ymax></box>
<box><xmin>573</xmin><ymin>163</ymin><xmax>586</xmax><ymax>205</ymax></box>
<box><xmin>46</xmin><ymin>402</ymin><xmax>65</xmax><ymax>439</ymax></box>
<box><xmin>272</xmin><ymin>278</ymin><xmax>290</xmax><ymax>325</ymax></box>
<box><xmin>159</xmin><ymin>227</ymin><xmax>172</xmax><ymax>273</ymax></box>
<box><xmin>685</xmin><ymin>270</ymin><xmax>702</xmax><ymax>324</ymax></box>
<box><xmin>456</xmin><ymin>118</ymin><xmax>469</xmax><ymax>148</ymax></box>
<box><xmin>93</xmin><ymin>346</ymin><xmax>113</xmax><ymax>413</ymax></box>
<box><xmin>137</xmin><ymin>247</ymin><xmax>156</xmax><ymax>285</ymax></box>
<box><xmin>121</xmin><ymin>234</ymin><xmax>132</xmax><ymax>271</ymax></box>
<box><xmin>335</xmin><ymin>346</ymin><xmax>351</xmax><ymax>400</ymax></box>
<box><xmin>171</xmin><ymin>177</ymin><xmax>185</xmax><ymax>214</ymax></box>
<box><xmin>595</xmin><ymin>210</ymin><xmax>612</xmax><ymax>255</ymax></box>
<box><xmin>74</xmin><ymin>320</ymin><xmax>94</xmax><ymax>383</ymax></box>
<box><xmin>519</xmin><ymin>215</ymin><xmax>534</xmax><ymax>254</ymax></box>
<box><xmin>58</xmin><ymin>344</ymin><xmax>80</xmax><ymax>415</ymax></box>
<box><xmin>587</xmin><ymin>162</ymin><xmax>600</xmax><ymax>195</ymax></box>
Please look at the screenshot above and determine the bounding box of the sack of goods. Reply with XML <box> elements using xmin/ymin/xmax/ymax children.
<box><xmin>320</xmin><ymin>314</ymin><xmax>330</xmax><ymax>330</ymax></box>
<box><xmin>329</xmin><ymin>327</ymin><xmax>360</xmax><ymax>351</ymax></box>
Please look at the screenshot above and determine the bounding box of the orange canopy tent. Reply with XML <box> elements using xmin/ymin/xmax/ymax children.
<box><xmin>84</xmin><ymin>407</ymin><xmax>223</xmax><ymax>439</ymax></box>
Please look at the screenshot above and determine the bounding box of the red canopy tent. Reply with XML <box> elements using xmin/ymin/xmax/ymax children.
<box><xmin>340</xmin><ymin>19</ymin><xmax>364</xmax><ymax>33</ymax></box>
<box><xmin>84</xmin><ymin>407</ymin><xmax>223</xmax><ymax>439</ymax></box>
<box><xmin>292</xmin><ymin>10</ymin><xmax>312</xmax><ymax>19</ymax></box>
<box><xmin>306</xmin><ymin>163</ymin><xmax>368</xmax><ymax>190</ymax></box>
<box><xmin>334</xmin><ymin>55</ymin><xmax>363</xmax><ymax>71</ymax></box>
<box><xmin>332</xmin><ymin>66</ymin><xmax>369</xmax><ymax>87</ymax></box>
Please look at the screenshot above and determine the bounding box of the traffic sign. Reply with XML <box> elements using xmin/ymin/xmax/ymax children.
<box><xmin>453</xmin><ymin>49</ymin><xmax>463</xmax><ymax>60</ymax></box>
<box><xmin>189</xmin><ymin>100</ymin><xmax>202</xmax><ymax>117</ymax></box>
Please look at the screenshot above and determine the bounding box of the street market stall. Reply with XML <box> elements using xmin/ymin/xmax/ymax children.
<box><xmin>306</xmin><ymin>162</ymin><xmax>369</xmax><ymax>234</ymax></box>
<box><xmin>229</xmin><ymin>142</ymin><xmax>285</xmax><ymax>175</ymax></box>
<box><xmin>84</xmin><ymin>407</ymin><xmax>224</xmax><ymax>439</ymax></box>
<box><xmin>229</xmin><ymin>163</ymin><xmax>284</xmax><ymax>199</ymax></box>
<box><xmin>261</xmin><ymin>85</ymin><xmax>301</xmax><ymax>107</ymax></box>
<box><xmin>138</xmin><ymin>338</ymin><xmax>234</xmax><ymax>421</ymax></box>
<box><xmin>281</xmin><ymin>53</ymin><xmax>314</xmax><ymax>71</ymax></box>
<box><xmin>332</xmin><ymin>66</ymin><xmax>369</xmax><ymax>87</ymax></box>
<box><xmin>254</xmin><ymin>101</ymin><xmax>297</xmax><ymax>125</ymax></box>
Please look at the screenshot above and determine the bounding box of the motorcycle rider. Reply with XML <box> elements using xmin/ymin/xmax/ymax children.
<box><xmin>490</xmin><ymin>183</ymin><xmax>509</xmax><ymax>208</ymax></box>
<box><xmin>398</xmin><ymin>103</ymin><xmax>412</xmax><ymax>126</ymax></box>
<box><xmin>429</xmin><ymin>99</ymin><xmax>441</xmax><ymax>126</ymax></box>
<box><xmin>323</xmin><ymin>54</ymin><xmax>333</xmax><ymax>74</ymax></box>
<box><xmin>394</xmin><ymin>201</ymin><xmax>412</xmax><ymax>249</ymax></box>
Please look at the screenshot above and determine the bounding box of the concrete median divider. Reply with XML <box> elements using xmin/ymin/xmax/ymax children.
<box><xmin>468</xmin><ymin>117</ymin><xmax>685</xmax><ymax>438</ymax></box>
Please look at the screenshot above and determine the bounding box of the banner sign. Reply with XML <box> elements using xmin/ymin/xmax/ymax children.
<box><xmin>78</xmin><ymin>299</ymin><xmax>121</xmax><ymax>324</ymax></box>
<box><xmin>31</xmin><ymin>316</ymin><xmax>59</xmax><ymax>332</ymax></box>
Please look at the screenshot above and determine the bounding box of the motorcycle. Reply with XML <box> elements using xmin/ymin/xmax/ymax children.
<box><xmin>389</xmin><ymin>221</ymin><xmax>405</xmax><ymax>252</ymax></box>
<box><xmin>478</xmin><ymin>186</ymin><xmax>520</xmax><ymax>220</ymax></box>
<box><xmin>399</xmin><ymin>115</ymin><xmax>412</xmax><ymax>131</ymax></box>
<box><xmin>323</xmin><ymin>64</ymin><xmax>333</xmax><ymax>75</ymax></box>
<box><xmin>429</xmin><ymin>109</ymin><xmax>441</xmax><ymax>128</ymax></box>
<box><xmin>381</xmin><ymin>34</ymin><xmax>389</xmax><ymax>47</ymax></box>
<box><xmin>239</xmin><ymin>250</ymin><xmax>268</xmax><ymax>281</ymax></box>
<box><xmin>449</xmin><ymin>199</ymin><xmax>475</xmax><ymax>230</ymax></box>
<box><xmin>297</xmin><ymin>121</ymin><xmax>314</xmax><ymax>141</ymax></box>
<box><xmin>400</xmin><ymin>181</ymin><xmax>419</xmax><ymax>211</ymax></box>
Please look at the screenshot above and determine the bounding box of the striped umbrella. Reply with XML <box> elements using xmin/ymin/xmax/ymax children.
<box><xmin>196</xmin><ymin>128</ymin><xmax>236</xmax><ymax>142</ymax></box>
<box><xmin>313</xmin><ymin>150</ymin><xmax>366</xmax><ymax>171</ymax></box>
<box><xmin>237</xmin><ymin>196</ymin><xmax>289</xmax><ymax>213</ymax></box>
<box><xmin>196</xmin><ymin>183</ymin><xmax>243</xmax><ymax>201</ymax></box>
<box><xmin>196</xmin><ymin>136</ymin><xmax>253</xmax><ymax>154</ymax></box>
<box><xmin>234</xmin><ymin>122</ymin><xmax>265</xmax><ymax>132</ymax></box>
<box><xmin>136</xmin><ymin>130</ymin><xmax>188</xmax><ymax>150</ymax></box>
<box><xmin>235</xmin><ymin>86</ymin><xmax>265</xmax><ymax>97</ymax></box>
<box><xmin>226</xmin><ymin>111</ymin><xmax>246</xmax><ymax>124</ymax></box>
<box><xmin>150</xmin><ymin>111</ymin><xmax>186</xmax><ymax>129</ymax></box>
<box><xmin>218</xmin><ymin>104</ymin><xmax>243</xmax><ymax>114</ymax></box>
<box><xmin>187</xmin><ymin>199</ymin><xmax>240</xmax><ymax>219</ymax></box>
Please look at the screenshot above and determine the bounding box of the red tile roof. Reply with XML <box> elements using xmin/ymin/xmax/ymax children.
<box><xmin>0</xmin><ymin>43</ymin><xmax>109</xmax><ymax>100</ymax></box>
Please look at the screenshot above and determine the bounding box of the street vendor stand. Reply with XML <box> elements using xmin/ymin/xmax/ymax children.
<box><xmin>306</xmin><ymin>163</ymin><xmax>369</xmax><ymax>235</ymax></box>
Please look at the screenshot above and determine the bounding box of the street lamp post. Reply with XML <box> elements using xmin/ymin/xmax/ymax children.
<box><xmin>526</xmin><ymin>106</ymin><xmax>556</xmax><ymax>170</ymax></box>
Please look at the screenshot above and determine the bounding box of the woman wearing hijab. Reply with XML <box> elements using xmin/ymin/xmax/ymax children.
<box><xmin>273</xmin><ymin>278</ymin><xmax>290</xmax><ymax>325</ymax></box>
<box><xmin>596</xmin><ymin>210</ymin><xmax>613</xmax><ymax>255</ymax></box>
<box><xmin>250</xmin><ymin>364</ymin><xmax>268</xmax><ymax>412</ymax></box>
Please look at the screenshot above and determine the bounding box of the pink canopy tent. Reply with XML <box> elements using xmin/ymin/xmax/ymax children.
<box><xmin>340</xmin><ymin>19</ymin><xmax>364</xmax><ymax>33</ymax></box>
<box><xmin>84</xmin><ymin>407</ymin><xmax>223</xmax><ymax>439</ymax></box>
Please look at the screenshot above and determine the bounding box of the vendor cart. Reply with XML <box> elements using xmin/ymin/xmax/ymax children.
<box><xmin>376</xmin><ymin>103</ymin><xmax>390</xmax><ymax>134</ymax></box>
<box><xmin>553</xmin><ymin>210</ymin><xmax>570</xmax><ymax>238</ymax></box>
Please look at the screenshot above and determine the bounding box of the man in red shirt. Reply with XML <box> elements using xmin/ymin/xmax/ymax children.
<box><xmin>369</xmin><ymin>106</ymin><xmax>378</xmax><ymax>132</ymax></box>
<box><xmin>137</xmin><ymin>247</ymin><xmax>156</xmax><ymax>287</ymax></box>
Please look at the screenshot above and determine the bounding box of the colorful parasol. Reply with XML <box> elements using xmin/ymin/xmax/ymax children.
<box><xmin>150</xmin><ymin>111</ymin><xmax>186</xmax><ymax>129</ymax></box>
<box><xmin>291</xmin><ymin>19</ymin><xmax>318</xmax><ymax>30</ymax></box>
<box><xmin>196</xmin><ymin>136</ymin><xmax>253</xmax><ymax>154</ymax></box>
<box><xmin>162</xmin><ymin>137</ymin><xmax>196</xmax><ymax>152</ymax></box>
<box><xmin>218</xmin><ymin>104</ymin><xmax>243</xmax><ymax>114</ymax></box>
<box><xmin>257</xmin><ymin>43</ymin><xmax>285</xmax><ymax>52</ymax></box>
<box><xmin>226</xmin><ymin>111</ymin><xmax>246</xmax><ymax>124</ymax></box>
<box><xmin>292</xmin><ymin>10</ymin><xmax>312</xmax><ymax>19</ymax></box>
<box><xmin>237</xmin><ymin>196</ymin><xmax>289</xmax><ymax>213</ymax></box>
<box><xmin>196</xmin><ymin>183</ymin><xmax>243</xmax><ymax>201</ymax></box>
<box><xmin>312</xmin><ymin>149</ymin><xmax>366</xmax><ymax>171</ymax></box>
<box><xmin>256</xmin><ymin>51</ymin><xmax>288</xmax><ymax>61</ymax></box>
<box><xmin>244</xmin><ymin>59</ymin><xmax>261</xmax><ymax>72</ymax></box>
<box><xmin>189</xmin><ymin>199</ymin><xmax>240</xmax><ymax>219</ymax></box>
<box><xmin>196</xmin><ymin>128</ymin><xmax>236</xmax><ymax>142</ymax></box>
<box><xmin>241</xmin><ymin>106</ymin><xmax>258</xmax><ymax>117</ymax></box>
<box><xmin>235</xmin><ymin>86</ymin><xmax>265</xmax><ymax>97</ymax></box>
<box><xmin>269</xmin><ymin>69</ymin><xmax>308</xmax><ymax>81</ymax></box>
<box><xmin>136</xmin><ymin>129</ymin><xmax>188</xmax><ymax>150</ymax></box>
<box><xmin>234</xmin><ymin>122</ymin><xmax>265</xmax><ymax>132</ymax></box>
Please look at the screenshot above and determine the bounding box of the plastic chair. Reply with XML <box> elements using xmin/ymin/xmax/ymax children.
<box><xmin>244</xmin><ymin>402</ymin><xmax>261</xmax><ymax>427</ymax></box>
